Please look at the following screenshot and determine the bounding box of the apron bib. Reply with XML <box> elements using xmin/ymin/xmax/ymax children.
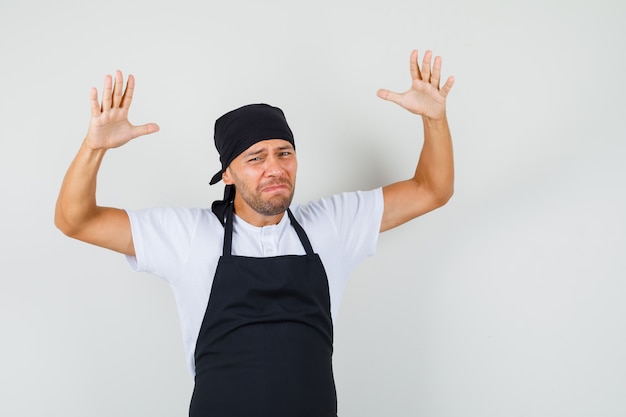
<box><xmin>189</xmin><ymin>206</ymin><xmax>337</xmax><ymax>417</ymax></box>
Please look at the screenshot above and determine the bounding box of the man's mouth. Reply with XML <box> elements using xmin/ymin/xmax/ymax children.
<box><xmin>260</xmin><ymin>181</ymin><xmax>291</xmax><ymax>194</ymax></box>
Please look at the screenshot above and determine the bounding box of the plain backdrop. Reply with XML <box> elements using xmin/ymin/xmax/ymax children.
<box><xmin>1</xmin><ymin>0</ymin><xmax>625</xmax><ymax>416</ymax></box>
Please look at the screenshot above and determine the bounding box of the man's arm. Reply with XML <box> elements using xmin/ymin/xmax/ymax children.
<box><xmin>376</xmin><ymin>49</ymin><xmax>455</xmax><ymax>232</ymax></box>
<box><xmin>54</xmin><ymin>70</ymin><xmax>159</xmax><ymax>255</ymax></box>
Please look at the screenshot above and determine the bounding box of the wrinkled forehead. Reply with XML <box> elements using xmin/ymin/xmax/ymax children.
<box><xmin>241</xmin><ymin>139</ymin><xmax>295</xmax><ymax>155</ymax></box>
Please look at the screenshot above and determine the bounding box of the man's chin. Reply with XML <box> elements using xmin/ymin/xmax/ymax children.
<box><xmin>258</xmin><ymin>196</ymin><xmax>293</xmax><ymax>216</ymax></box>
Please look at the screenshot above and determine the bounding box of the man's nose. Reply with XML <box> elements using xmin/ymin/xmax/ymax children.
<box><xmin>264</xmin><ymin>155</ymin><xmax>283</xmax><ymax>176</ymax></box>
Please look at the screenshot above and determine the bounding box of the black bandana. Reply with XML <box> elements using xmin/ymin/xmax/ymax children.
<box><xmin>210</xmin><ymin>104</ymin><xmax>295</xmax><ymax>224</ymax></box>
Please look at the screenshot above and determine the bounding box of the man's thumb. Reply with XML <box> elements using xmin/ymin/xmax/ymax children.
<box><xmin>376</xmin><ymin>89</ymin><xmax>402</xmax><ymax>104</ymax></box>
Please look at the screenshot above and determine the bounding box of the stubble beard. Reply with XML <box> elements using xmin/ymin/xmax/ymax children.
<box><xmin>239</xmin><ymin>180</ymin><xmax>295</xmax><ymax>217</ymax></box>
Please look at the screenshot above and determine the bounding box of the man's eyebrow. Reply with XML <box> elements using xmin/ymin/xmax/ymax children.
<box><xmin>243</xmin><ymin>144</ymin><xmax>294</xmax><ymax>157</ymax></box>
<box><xmin>243</xmin><ymin>147</ymin><xmax>267</xmax><ymax>157</ymax></box>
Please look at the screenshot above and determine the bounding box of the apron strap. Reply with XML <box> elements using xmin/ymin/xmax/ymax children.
<box><xmin>287</xmin><ymin>209</ymin><xmax>314</xmax><ymax>256</ymax></box>
<box><xmin>222</xmin><ymin>203</ymin><xmax>235</xmax><ymax>257</ymax></box>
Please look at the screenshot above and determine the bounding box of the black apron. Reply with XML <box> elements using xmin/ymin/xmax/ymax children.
<box><xmin>189</xmin><ymin>205</ymin><xmax>337</xmax><ymax>417</ymax></box>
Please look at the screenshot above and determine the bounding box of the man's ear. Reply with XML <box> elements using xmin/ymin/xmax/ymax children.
<box><xmin>222</xmin><ymin>168</ymin><xmax>234</xmax><ymax>185</ymax></box>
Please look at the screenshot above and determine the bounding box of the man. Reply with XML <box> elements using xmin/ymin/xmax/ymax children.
<box><xmin>55</xmin><ymin>49</ymin><xmax>454</xmax><ymax>416</ymax></box>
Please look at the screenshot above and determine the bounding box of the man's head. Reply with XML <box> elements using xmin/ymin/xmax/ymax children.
<box><xmin>210</xmin><ymin>104</ymin><xmax>297</xmax><ymax>223</ymax></box>
<box><xmin>210</xmin><ymin>104</ymin><xmax>295</xmax><ymax>185</ymax></box>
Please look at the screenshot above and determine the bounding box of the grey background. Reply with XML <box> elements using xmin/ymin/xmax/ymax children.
<box><xmin>1</xmin><ymin>0</ymin><xmax>625</xmax><ymax>416</ymax></box>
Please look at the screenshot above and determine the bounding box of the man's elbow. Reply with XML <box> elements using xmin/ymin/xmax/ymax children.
<box><xmin>54</xmin><ymin>213</ymin><xmax>76</xmax><ymax>238</ymax></box>
<box><xmin>54</xmin><ymin>205</ymin><xmax>84</xmax><ymax>239</ymax></box>
<box><xmin>431</xmin><ymin>185</ymin><xmax>454</xmax><ymax>210</ymax></box>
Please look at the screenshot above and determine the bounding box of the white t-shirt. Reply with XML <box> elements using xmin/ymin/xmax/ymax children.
<box><xmin>126</xmin><ymin>188</ymin><xmax>384</xmax><ymax>374</ymax></box>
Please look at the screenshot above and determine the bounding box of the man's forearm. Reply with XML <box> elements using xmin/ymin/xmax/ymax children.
<box><xmin>413</xmin><ymin>114</ymin><xmax>454</xmax><ymax>206</ymax></box>
<box><xmin>54</xmin><ymin>140</ymin><xmax>106</xmax><ymax>236</ymax></box>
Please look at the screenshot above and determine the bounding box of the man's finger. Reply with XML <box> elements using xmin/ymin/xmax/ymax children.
<box><xmin>112</xmin><ymin>70</ymin><xmax>124</xmax><ymax>107</ymax></box>
<box><xmin>440</xmin><ymin>76</ymin><xmax>455</xmax><ymax>98</ymax></box>
<box><xmin>131</xmin><ymin>123</ymin><xmax>160</xmax><ymax>139</ymax></box>
<box><xmin>89</xmin><ymin>87</ymin><xmax>100</xmax><ymax>118</ymax></box>
<box><xmin>421</xmin><ymin>50</ymin><xmax>432</xmax><ymax>82</ymax></box>
<box><xmin>430</xmin><ymin>56</ymin><xmax>442</xmax><ymax>88</ymax></box>
<box><xmin>409</xmin><ymin>50</ymin><xmax>421</xmax><ymax>80</ymax></box>
<box><xmin>102</xmin><ymin>74</ymin><xmax>113</xmax><ymax>111</ymax></box>
<box><xmin>376</xmin><ymin>88</ymin><xmax>403</xmax><ymax>105</ymax></box>
<box><xmin>121</xmin><ymin>74</ymin><xmax>135</xmax><ymax>109</ymax></box>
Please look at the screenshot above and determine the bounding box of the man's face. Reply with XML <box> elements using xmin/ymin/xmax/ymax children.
<box><xmin>223</xmin><ymin>139</ymin><xmax>297</xmax><ymax>219</ymax></box>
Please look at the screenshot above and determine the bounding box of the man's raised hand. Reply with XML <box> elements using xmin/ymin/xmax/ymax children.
<box><xmin>86</xmin><ymin>70</ymin><xmax>159</xmax><ymax>150</ymax></box>
<box><xmin>377</xmin><ymin>49</ymin><xmax>454</xmax><ymax>120</ymax></box>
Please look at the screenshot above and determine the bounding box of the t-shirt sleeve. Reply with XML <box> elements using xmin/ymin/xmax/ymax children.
<box><xmin>302</xmin><ymin>188</ymin><xmax>383</xmax><ymax>271</ymax></box>
<box><xmin>124</xmin><ymin>207</ymin><xmax>202</xmax><ymax>283</ymax></box>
